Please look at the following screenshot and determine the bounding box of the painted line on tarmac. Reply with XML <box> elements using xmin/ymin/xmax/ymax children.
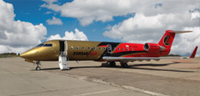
<box><xmin>71</xmin><ymin>89</ymin><xmax>121</xmax><ymax>96</ymax></box>
<box><xmin>71</xmin><ymin>74</ymin><xmax>169</xmax><ymax>96</ymax></box>
<box><xmin>123</xmin><ymin>86</ymin><xmax>168</xmax><ymax>96</ymax></box>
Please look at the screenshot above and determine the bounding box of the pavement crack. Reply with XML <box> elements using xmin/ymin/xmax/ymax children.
<box><xmin>25</xmin><ymin>78</ymin><xmax>51</xmax><ymax>91</ymax></box>
<box><xmin>60</xmin><ymin>73</ymin><xmax>169</xmax><ymax>96</ymax></box>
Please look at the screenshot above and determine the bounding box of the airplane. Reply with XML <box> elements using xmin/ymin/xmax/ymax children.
<box><xmin>20</xmin><ymin>30</ymin><xmax>198</xmax><ymax>70</ymax></box>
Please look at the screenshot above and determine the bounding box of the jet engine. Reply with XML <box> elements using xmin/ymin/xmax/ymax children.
<box><xmin>144</xmin><ymin>43</ymin><xmax>165</xmax><ymax>52</ymax></box>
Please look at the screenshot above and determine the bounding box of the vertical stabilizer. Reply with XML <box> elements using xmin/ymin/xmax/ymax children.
<box><xmin>190</xmin><ymin>46</ymin><xmax>198</xmax><ymax>58</ymax></box>
<box><xmin>158</xmin><ymin>30</ymin><xmax>176</xmax><ymax>49</ymax></box>
<box><xmin>158</xmin><ymin>30</ymin><xmax>192</xmax><ymax>49</ymax></box>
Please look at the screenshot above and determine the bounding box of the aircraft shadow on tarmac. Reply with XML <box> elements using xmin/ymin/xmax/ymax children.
<box><xmin>36</xmin><ymin>62</ymin><xmax>195</xmax><ymax>73</ymax></box>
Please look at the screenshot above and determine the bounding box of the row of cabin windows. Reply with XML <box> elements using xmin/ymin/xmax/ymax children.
<box><xmin>119</xmin><ymin>48</ymin><xmax>134</xmax><ymax>51</ymax></box>
<box><xmin>71</xmin><ymin>46</ymin><xmax>106</xmax><ymax>50</ymax></box>
<box><xmin>71</xmin><ymin>46</ymin><xmax>134</xmax><ymax>51</ymax></box>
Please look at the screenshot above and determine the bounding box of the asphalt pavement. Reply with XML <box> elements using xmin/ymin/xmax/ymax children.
<box><xmin>1</xmin><ymin>57</ymin><xmax>200</xmax><ymax>96</ymax></box>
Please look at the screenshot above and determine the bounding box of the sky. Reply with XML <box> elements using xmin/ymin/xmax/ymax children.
<box><xmin>0</xmin><ymin>0</ymin><xmax>200</xmax><ymax>56</ymax></box>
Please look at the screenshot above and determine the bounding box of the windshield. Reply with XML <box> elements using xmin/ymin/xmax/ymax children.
<box><xmin>36</xmin><ymin>44</ymin><xmax>44</xmax><ymax>47</ymax></box>
<box><xmin>43</xmin><ymin>44</ymin><xmax>53</xmax><ymax>47</ymax></box>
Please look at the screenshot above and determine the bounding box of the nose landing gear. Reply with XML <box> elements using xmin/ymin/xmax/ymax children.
<box><xmin>35</xmin><ymin>61</ymin><xmax>41</xmax><ymax>70</ymax></box>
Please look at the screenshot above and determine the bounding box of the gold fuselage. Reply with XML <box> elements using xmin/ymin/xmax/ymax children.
<box><xmin>20</xmin><ymin>40</ymin><xmax>105</xmax><ymax>61</ymax></box>
<box><xmin>67</xmin><ymin>40</ymin><xmax>105</xmax><ymax>60</ymax></box>
<box><xmin>20</xmin><ymin>40</ymin><xmax>170</xmax><ymax>62</ymax></box>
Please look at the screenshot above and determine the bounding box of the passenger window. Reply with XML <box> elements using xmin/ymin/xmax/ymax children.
<box><xmin>94</xmin><ymin>47</ymin><xmax>96</xmax><ymax>50</ymax></box>
<box><xmin>77</xmin><ymin>46</ymin><xmax>79</xmax><ymax>50</ymax></box>
<box><xmin>122</xmin><ymin>48</ymin><xmax>124</xmax><ymax>51</ymax></box>
<box><xmin>88</xmin><ymin>47</ymin><xmax>90</xmax><ymax>50</ymax></box>
<box><xmin>43</xmin><ymin>44</ymin><xmax>53</xmax><ymax>47</ymax></box>
<box><xmin>36</xmin><ymin>44</ymin><xmax>44</xmax><ymax>47</ymax></box>
<box><xmin>82</xmin><ymin>47</ymin><xmax>85</xmax><ymax>50</ymax></box>
<box><xmin>71</xmin><ymin>46</ymin><xmax>73</xmax><ymax>49</ymax></box>
<box><xmin>131</xmin><ymin>48</ymin><xmax>133</xmax><ymax>51</ymax></box>
<box><xmin>127</xmin><ymin>48</ymin><xmax>129</xmax><ymax>51</ymax></box>
<box><xmin>118</xmin><ymin>48</ymin><xmax>120</xmax><ymax>50</ymax></box>
<box><xmin>99</xmin><ymin>47</ymin><xmax>101</xmax><ymax>50</ymax></box>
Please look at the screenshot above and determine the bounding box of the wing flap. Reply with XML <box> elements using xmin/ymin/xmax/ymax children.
<box><xmin>102</xmin><ymin>56</ymin><xmax>189</xmax><ymax>61</ymax></box>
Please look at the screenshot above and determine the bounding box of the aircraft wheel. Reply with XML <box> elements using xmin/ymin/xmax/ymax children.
<box><xmin>110</xmin><ymin>61</ymin><xmax>116</xmax><ymax>67</ymax></box>
<box><xmin>36</xmin><ymin>66</ymin><xmax>41</xmax><ymax>71</ymax></box>
<box><xmin>120</xmin><ymin>62</ymin><xmax>128</xmax><ymax>68</ymax></box>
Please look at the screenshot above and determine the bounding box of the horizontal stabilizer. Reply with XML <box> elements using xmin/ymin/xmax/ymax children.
<box><xmin>169</xmin><ymin>31</ymin><xmax>192</xmax><ymax>34</ymax></box>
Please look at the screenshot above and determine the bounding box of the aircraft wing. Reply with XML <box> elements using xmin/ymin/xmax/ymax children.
<box><xmin>102</xmin><ymin>56</ymin><xmax>189</xmax><ymax>61</ymax></box>
<box><xmin>103</xmin><ymin>46</ymin><xmax>198</xmax><ymax>61</ymax></box>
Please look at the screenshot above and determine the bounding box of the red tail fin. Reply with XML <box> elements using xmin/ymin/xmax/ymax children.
<box><xmin>190</xmin><ymin>46</ymin><xmax>198</xmax><ymax>58</ymax></box>
<box><xmin>158</xmin><ymin>30</ymin><xmax>176</xmax><ymax>49</ymax></box>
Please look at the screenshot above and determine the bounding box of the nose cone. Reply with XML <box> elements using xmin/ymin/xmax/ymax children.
<box><xmin>20</xmin><ymin>52</ymin><xmax>29</xmax><ymax>58</ymax></box>
<box><xmin>20</xmin><ymin>50</ymin><xmax>37</xmax><ymax>59</ymax></box>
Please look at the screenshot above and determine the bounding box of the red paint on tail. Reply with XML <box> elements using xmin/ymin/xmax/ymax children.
<box><xmin>158</xmin><ymin>30</ymin><xmax>176</xmax><ymax>49</ymax></box>
<box><xmin>190</xmin><ymin>46</ymin><xmax>198</xmax><ymax>58</ymax></box>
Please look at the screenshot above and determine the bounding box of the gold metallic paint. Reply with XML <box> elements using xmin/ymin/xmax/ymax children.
<box><xmin>67</xmin><ymin>41</ymin><xmax>105</xmax><ymax>60</ymax></box>
<box><xmin>21</xmin><ymin>40</ymin><xmax>60</xmax><ymax>61</ymax></box>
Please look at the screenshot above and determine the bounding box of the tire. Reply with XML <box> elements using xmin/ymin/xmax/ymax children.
<box><xmin>120</xmin><ymin>62</ymin><xmax>128</xmax><ymax>68</ymax></box>
<box><xmin>110</xmin><ymin>61</ymin><xmax>116</xmax><ymax>67</ymax></box>
<box><xmin>36</xmin><ymin>66</ymin><xmax>41</xmax><ymax>71</ymax></box>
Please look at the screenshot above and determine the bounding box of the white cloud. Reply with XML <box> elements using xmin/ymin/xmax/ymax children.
<box><xmin>45</xmin><ymin>11</ymin><xmax>52</xmax><ymax>14</ymax></box>
<box><xmin>0</xmin><ymin>45</ymin><xmax>9</xmax><ymax>53</ymax></box>
<box><xmin>41</xmin><ymin>0</ymin><xmax>200</xmax><ymax>26</ymax></box>
<box><xmin>171</xmin><ymin>27</ymin><xmax>200</xmax><ymax>56</ymax></box>
<box><xmin>0</xmin><ymin>0</ymin><xmax>47</xmax><ymax>53</ymax></box>
<box><xmin>191</xmin><ymin>11</ymin><xmax>200</xmax><ymax>19</ymax></box>
<box><xmin>103</xmin><ymin>12</ymin><xmax>194</xmax><ymax>41</ymax></box>
<box><xmin>47</xmin><ymin>28</ymin><xmax>88</xmax><ymax>41</ymax></box>
<box><xmin>47</xmin><ymin>34</ymin><xmax>62</xmax><ymax>40</ymax></box>
<box><xmin>0</xmin><ymin>45</ymin><xmax>32</xmax><ymax>54</ymax></box>
<box><xmin>42</xmin><ymin>0</ymin><xmax>57</xmax><ymax>4</ymax></box>
<box><xmin>46</xmin><ymin>16</ymin><xmax>63</xmax><ymax>25</ymax></box>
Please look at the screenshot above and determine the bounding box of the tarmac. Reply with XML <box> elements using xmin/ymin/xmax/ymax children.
<box><xmin>0</xmin><ymin>57</ymin><xmax>200</xmax><ymax>96</ymax></box>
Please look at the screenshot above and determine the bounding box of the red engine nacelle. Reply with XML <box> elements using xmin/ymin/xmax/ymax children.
<box><xmin>144</xmin><ymin>43</ymin><xmax>165</xmax><ymax>52</ymax></box>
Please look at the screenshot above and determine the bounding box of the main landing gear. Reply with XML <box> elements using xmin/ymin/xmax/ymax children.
<box><xmin>107</xmin><ymin>61</ymin><xmax>116</xmax><ymax>67</ymax></box>
<box><xmin>107</xmin><ymin>61</ymin><xmax>129</xmax><ymax>68</ymax></box>
<box><xmin>35</xmin><ymin>61</ymin><xmax>41</xmax><ymax>71</ymax></box>
<box><xmin>120</xmin><ymin>61</ymin><xmax>128</xmax><ymax>68</ymax></box>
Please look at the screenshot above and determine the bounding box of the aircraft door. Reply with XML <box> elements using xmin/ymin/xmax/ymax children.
<box><xmin>64</xmin><ymin>41</ymin><xmax>68</xmax><ymax>57</ymax></box>
<box><xmin>107</xmin><ymin>44</ymin><xmax>112</xmax><ymax>53</ymax></box>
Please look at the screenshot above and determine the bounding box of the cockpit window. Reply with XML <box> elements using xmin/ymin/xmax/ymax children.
<box><xmin>36</xmin><ymin>44</ymin><xmax>44</xmax><ymax>47</ymax></box>
<box><xmin>43</xmin><ymin>44</ymin><xmax>53</xmax><ymax>47</ymax></box>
